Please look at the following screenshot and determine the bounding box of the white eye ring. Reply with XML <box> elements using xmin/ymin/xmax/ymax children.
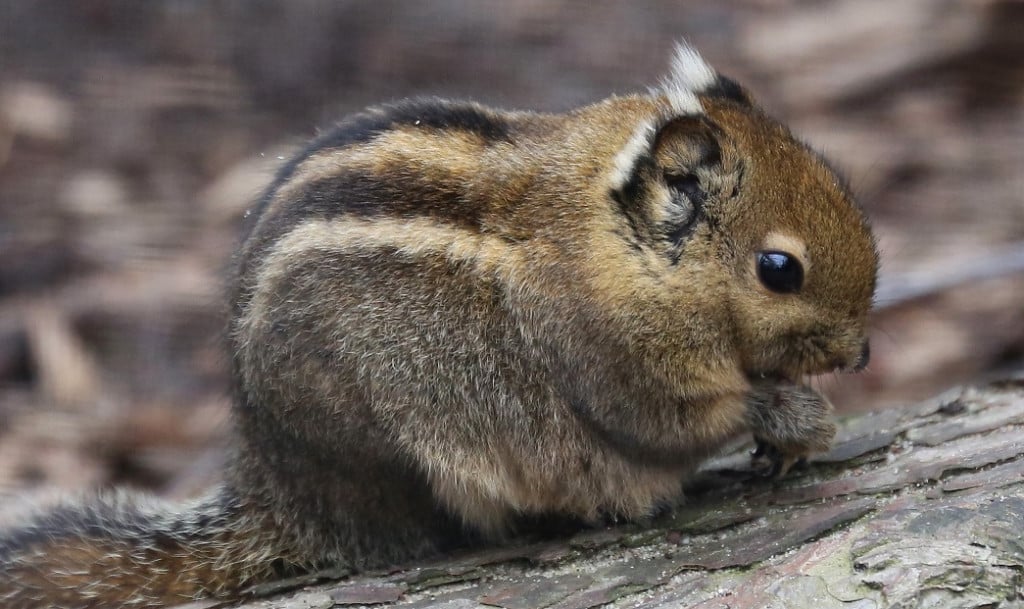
<box><xmin>761</xmin><ymin>232</ymin><xmax>810</xmax><ymax>272</ymax></box>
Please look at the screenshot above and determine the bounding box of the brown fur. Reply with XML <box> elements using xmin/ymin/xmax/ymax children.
<box><xmin>0</xmin><ymin>45</ymin><xmax>877</xmax><ymax>608</ymax></box>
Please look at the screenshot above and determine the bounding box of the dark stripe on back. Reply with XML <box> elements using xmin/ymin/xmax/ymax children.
<box><xmin>230</xmin><ymin>162</ymin><xmax>495</xmax><ymax>323</ymax></box>
<box><xmin>229</xmin><ymin>98</ymin><xmax>512</xmax><ymax>320</ymax></box>
<box><xmin>380</xmin><ymin>98</ymin><xmax>512</xmax><ymax>143</ymax></box>
<box><xmin>240</xmin><ymin>98</ymin><xmax>511</xmax><ymax>242</ymax></box>
<box><xmin>256</xmin><ymin>167</ymin><xmax>484</xmax><ymax>255</ymax></box>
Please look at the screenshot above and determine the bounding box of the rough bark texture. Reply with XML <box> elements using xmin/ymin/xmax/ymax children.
<box><xmin>170</xmin><ymin>377</ymin><xmax>1024</xmax><ymax>609</ymax></box>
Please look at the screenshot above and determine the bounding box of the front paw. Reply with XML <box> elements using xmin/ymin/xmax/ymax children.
<box><xmin>746</xmin><ymin>384</ymin><xmax>836</xmax><ymax>478</ymax></box>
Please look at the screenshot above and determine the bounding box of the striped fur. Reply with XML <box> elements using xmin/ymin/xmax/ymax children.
<box><xmin>0</xmin><ymin>44</ymin><xmax>878</xmax><ymax>607</ymax></box>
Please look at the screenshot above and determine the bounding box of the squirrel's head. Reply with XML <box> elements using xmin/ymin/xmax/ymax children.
<box><xmin>605</xmin><ymin>43</ymin><xmax>878</xmax><ymax>384</ymax></box>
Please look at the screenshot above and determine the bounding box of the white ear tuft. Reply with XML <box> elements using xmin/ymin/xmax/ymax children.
<box><xmin>669</xmin><ymin>42</ymin><xmax>717</xmax><ymax>92</ymax></box>
<box><xmin>661</xmin><ymin>41</ymin><xmax>717</xmax><ymax>115</ymax></box>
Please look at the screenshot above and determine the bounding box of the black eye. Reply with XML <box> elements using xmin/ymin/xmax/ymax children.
<box><xmin>756</xmin><ymin>251</ymin><xmax>803</xmax><ymax>293</ymax></box>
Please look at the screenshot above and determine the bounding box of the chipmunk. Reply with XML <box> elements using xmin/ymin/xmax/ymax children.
<box><xmin>0</xmin><ymin>43</ymin><xmax>877</xmax><ymax>608</ymax></box>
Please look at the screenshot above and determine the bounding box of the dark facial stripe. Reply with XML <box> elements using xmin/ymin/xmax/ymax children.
<box><xmin>610</xmin><ymin>181</ymin><xmax>652</xmax><ymax>250</ymax></box>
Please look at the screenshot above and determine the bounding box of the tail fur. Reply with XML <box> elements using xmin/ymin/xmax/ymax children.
<box><xmin>0</xmin><ymin>486</ymin><xmax>285</xmax><ymax>609</ymax></box>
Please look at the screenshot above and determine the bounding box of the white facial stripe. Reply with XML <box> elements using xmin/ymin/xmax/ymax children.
<box><xmin>609</xmin><ymin>120</ymin><xmax>656</xmax><ymax>191</ymax></box>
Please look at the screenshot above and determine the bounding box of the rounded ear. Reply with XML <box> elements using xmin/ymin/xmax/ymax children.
<box><xmin>611</xmin><ymin>116</ymin><xmax>727</xmax><ymax>260</ymax></box>
<box><xmin>651</xmin><ymin>117</ymin><xmax>727</xmax><ymax>250</ymax></box>
<box><xmin>653</xmin><ymin>116</ymin><xmax>723</xmax><ymax>170</ymax></box>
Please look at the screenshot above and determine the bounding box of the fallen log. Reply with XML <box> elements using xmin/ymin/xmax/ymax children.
<box><xmin>175</xmin><ymin>377</ymin><xmax>1024</xmax><ymax>609</ymax></box>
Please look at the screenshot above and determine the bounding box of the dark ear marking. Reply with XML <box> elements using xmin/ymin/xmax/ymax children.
<box><xmin>702</xmin><ymin>76</ymin><xmax>755</xmax><ymax>107</ymax></box>
<box><xmin>661</xmin><ymin>172</ymin><xmax>705</xmax><ymax>252</ymax></box>
<box><xmin>664</xmin><ymin>174</ymin><xmax>702</xmax><ymax>201</ymax></box>
<box><xmin>654</xmin><ymin>115</ymin><xmax>738</xmax><ymax>260</ymax></box>
<box><xmin>611</xmin><ymin>114</ymin><xmax>730</xmax><ymax>261</ymax></box>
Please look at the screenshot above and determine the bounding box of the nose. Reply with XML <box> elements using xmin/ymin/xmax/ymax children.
<box><xmin>853</xmin><ymin>340</ymin><xmax>870</xmax><ymax>372</ymax></box>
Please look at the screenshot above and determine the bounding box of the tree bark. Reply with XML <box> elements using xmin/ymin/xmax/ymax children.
<box><xmin>176</xmin><ymin>377</ymin><xmax>1024</xmax><ymax>609</ymax></box>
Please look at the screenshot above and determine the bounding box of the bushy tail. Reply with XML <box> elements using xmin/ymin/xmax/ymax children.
<box><xmin>0</xmin><ymin>486</ymin><xmax>284</xmax><ymax>609</ymax></box>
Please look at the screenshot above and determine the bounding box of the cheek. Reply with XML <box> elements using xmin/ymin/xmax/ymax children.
<box><xmin>827</xmin><ymin>325</ymin><xmax>869</xmax><ymax>361</ymax></box>
<box><xmin>738</xmin><ymin>286</ymin><xmax>809</xmax><ymax>329</ymax></box>
<box><xmin>741</xmin><ymin>300</ymin><xmax>827</xmax><ymax>362</ymax></box>
<box><xmin>732</xmin><ymin>292</ymin><xmax>806</xmax><ymax>352</ymax></box>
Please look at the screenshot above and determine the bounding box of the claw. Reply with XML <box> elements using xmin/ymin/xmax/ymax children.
<box><xmin>771</xmin><ymin>453</ymin><xmax>801</xmax><ymax>478</ymax></box>
<box><xmin>750</xmin><ymin>441</ymin><xmax>808</xmax><ymax>479</ymax></box>
<box><xmin>751</xmin><ymin>440</ymin><xmax>769</xmax><ymax>459</ymax></box>
<box><xmin>750</xmin><ymin>440</ymin><xmax>779</xmax><ymax>475</ymax></box>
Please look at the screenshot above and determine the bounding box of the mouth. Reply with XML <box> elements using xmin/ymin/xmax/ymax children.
<box><xmin>747</xmin><ymin>362</ymin><xmax>859</xmax><ymax>386</ymax></box>
<box><xmin>747</xmin><ymin>370</ymin><xmax>799</xmax><ymax>385</ymax></box>
<box><xmin>746</xmin><ymin>342</ymin><xmax>870</xmax><ymax>386</ymax></box>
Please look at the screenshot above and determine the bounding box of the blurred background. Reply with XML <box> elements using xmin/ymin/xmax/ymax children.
<box><xmin>0</xmin><ymin>0</ymin><xmax>1022</xmax><ymax>504</ymax></box>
